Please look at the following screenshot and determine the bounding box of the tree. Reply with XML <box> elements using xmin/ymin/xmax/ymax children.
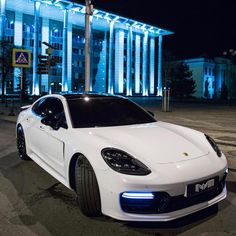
<box><xmin>162</xmin><ymin>50</ymin><xmax>178</xmax><ymax>89</ymax></box>
<box><xmin>169</xmin><ymin>62</ymin><xmax>196</xmax><ymax>98</ymax></box>
<box><xmin>16</xmin><ymin>71</ymin><xmax>29</xmax><ymax>101</ymax></box>
<box><xmin>220</xmin><ymin>80</ymin><xmax>228</xmax><ymax>100</ymax></box>
<box><xmin>0</xmin><ymin>40</ymin><xmax>14</xmax><ymax>101</ymax></box>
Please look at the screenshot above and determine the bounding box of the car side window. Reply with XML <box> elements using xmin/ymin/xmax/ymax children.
<box><xmin>32</xmin><ymin>97</ymin><xmax>68</xmax><ymax>129</ymax></box>
<box><xmin>32</xmin><ymin>98</ymin><xmax>46</xmax><ymax>116</ymax></box>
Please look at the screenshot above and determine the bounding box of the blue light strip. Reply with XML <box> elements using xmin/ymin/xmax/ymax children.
<box><xmin>62</xmin><ymin>9</ymin><xmax>68</xmax><ymax>92</ymax></box>
<box><xmin>32</xmin><ymin>1</ymin><xmax>41</xmax><ymax>95</ymax></box>
<box><xmin>142</xmin><ymin>31</ymin><xmax>148</xmax><ymax>96</ymax></box>
<box><xmin>135</xmin><ymin>34</ymin><xmax>141</xmax><ymax>94</ymax></box>
<box><xmin>157</xmin><ymin>35</ymin><xmax>163</xmax><ymax>96</ymax></box>
<box><xmin>122</xmin><ymin>192</ymin><xmax>154</xmax><ymax>199</ymax></box>
<box><xmin>108</xmin><ymin>21</ymin><xmax>115</xmax><ymax>94</ymax></box>
<box><xmin>149</xmin><ymin>37</ymin><xmax>155</xmax><ymax>94</ymax></box>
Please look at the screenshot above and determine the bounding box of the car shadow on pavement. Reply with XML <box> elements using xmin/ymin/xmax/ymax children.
<box><xmin>226</xmin><ymin>180</ymin><xmax>236</xmax><ymax>193</ymax></box>
<box><xmin>124</xmin><ymin>204</ymin><xmax>218</xmax><ymax>229</ymax></box>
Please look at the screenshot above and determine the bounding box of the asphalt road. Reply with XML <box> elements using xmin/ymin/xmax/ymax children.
<box><xmin>0</xmin><ymin>102</ymin><xmax>236</xmax><ymax>236</ymax></box>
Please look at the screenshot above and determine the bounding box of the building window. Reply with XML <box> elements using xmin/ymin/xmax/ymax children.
<box><xmin>209</xmin><ymin>68</ymin><xmax>211</xmax><ymax>75</ymax></box>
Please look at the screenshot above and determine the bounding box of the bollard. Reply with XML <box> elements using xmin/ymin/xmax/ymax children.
<box><xmin>0</xmin><ymin>105</ymin><xmax>3</xmax><ymax>115</ymax></box>
<box><xmin>5</xmin><ymin>99</ymin><xmax>8</xmax><ymax>107</ymax></box>
<box><xmin>8</xmin><ymin>99</ymin><xmax>15</xmax><ymax>116</ymax></box>
<box><xmin>162</xmin><ymin>88</ymin><xmax>170</xmax><ymax>112</ymax></box>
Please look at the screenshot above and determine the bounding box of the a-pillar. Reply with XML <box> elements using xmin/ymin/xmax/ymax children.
<box><xmin>32</xmin><ymin>1</ymin><xmax>40</xmax><ymax>95</ymax></box>
<box><xmin>41</xmin><ymin>18</ymin><xmax>49</xmax><ymax>93</ymax></box>
<box><xmin>126</xmin><ymin>26</ymin><xmax>132</xmax><ymax>96</ymax></box>
<box><xmin>114</xmin><ymin>29</ymin><xmax>124</xmax><ymax>94</ymax></box>
<box><xmin>157</xmin><ymin>35</ymin><xmax>163</xmax><ymax>96</ymax></box>
<box><xmin>108</xmin><ymin>20</ymin><xmax>114</xmax><ymax>94</ymax></box>
<box><xmin>149</xmin><ymin>37</ymin><xmax>155</xmax><ymax>94</ymax></box>
<box><xmin>13</xmin><ymin>12</ymin><xmax>23</xmax><ymax>91</ymax></box>
<box><xmin>62</xmin><ymin>9</ymin><xmax>68</xmax><ymax>92</ymax></box>
<box><xmin>135</xmin><ymin>34</ymin><xmax>141</xmax><ymax>94</ymax></box>
<box><xmin>142</xmin><ymin>31</ymin><xmax>148</xmax><ymax>96</ymax></box>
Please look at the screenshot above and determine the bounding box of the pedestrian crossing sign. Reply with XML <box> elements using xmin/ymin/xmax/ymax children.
<box><xmin>12</xmin><ymin>49</ymin><xmax>31</xmax><ymax>68</ymax></box>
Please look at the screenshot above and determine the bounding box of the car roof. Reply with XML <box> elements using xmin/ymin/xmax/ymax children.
<box><xmin>61</xmin><ymin>93</ymin><xmax>124</xmax><ymax>100</ymax></box>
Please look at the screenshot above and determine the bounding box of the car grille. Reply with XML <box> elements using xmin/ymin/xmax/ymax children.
<box><xmin>120</xmin><ymin>174</ymin><xmax>226</xmax><ymax>214</ymax></box>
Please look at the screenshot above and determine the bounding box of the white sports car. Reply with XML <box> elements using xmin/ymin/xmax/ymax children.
<box><xmin>16</xmin><ymin>93</ymin><xmax>228</xmax><ymax>221</ymax></box>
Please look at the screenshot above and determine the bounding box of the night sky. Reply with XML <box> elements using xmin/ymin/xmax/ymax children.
<box><xmin>75</xmin><ymin>0</ymin><xmax>236</xmax><ymax>59</ymax></box>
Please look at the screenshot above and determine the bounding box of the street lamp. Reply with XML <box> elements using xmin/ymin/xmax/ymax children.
<box><xmin>85</xmin><ymin>0</ymin><xmax>93</xmax><ymax>92</ymax></box>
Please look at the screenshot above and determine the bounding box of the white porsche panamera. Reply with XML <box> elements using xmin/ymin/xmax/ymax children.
<box><xmin>16</xmin><ymin>93</ymin><xmax>228</xmax><ymax>221</ymax></box>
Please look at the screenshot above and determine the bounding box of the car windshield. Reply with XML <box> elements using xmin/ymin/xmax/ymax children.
<box><xmin>67</xmin><ymin>97</ymin><xmax>156</xmax><ymax>128</ymax></box>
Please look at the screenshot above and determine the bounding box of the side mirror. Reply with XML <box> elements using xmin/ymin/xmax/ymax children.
<box><xmin>41</xmin><ymin>115</ymin><xmax>60</xmax><ymax>130</ymax></box>
<box><xmin>147</xmin><ymin>110</ymin><xmax>155</xmax><ymax>117</ymax></box>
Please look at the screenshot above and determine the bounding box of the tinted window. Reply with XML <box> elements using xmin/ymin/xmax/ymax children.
<box><xmin>32</xmin><ymin>98</ymin><xmax>63</xmax><ymax>117</ymax></box>
<box><xmin>67</xmin><ymin>97</ymin><xmax>156</xmax><ymax>128</ymax></box>
<box><xmin>32</xmin><ymin>97</ymin><xmax>68</xmax><ymax>129</ymax></box>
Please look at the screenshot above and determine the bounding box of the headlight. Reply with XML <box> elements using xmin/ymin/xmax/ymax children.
<box><xmin>205</xmin><ymin>134</ymin><xmax>222</xmax><ymax>157</ymax></box>
<box><xmin>101</xmin><ymin>148</ymin><xmax>151</xmax><ymax>175</ymax></box>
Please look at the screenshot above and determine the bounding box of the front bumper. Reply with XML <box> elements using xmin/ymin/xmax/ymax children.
<box><xmin>114</xmin><ymin>186</ymin><xmax>227</xmax><ymax>222</ymax></box>
<box><xmin>120</xmin><ymin>173</ymin><xmax>226</xmax><ymax>215</ymax></box>
<box><xmin>95</xmin><ymin>158</ymin><xmax>227</xmax><ymax>221</ymax></box>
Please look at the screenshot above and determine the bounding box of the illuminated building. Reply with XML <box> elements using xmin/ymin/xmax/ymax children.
<box><xmin>0</xmin><ymin>0</ymin><xmax>173</xmax><ymax>96</ymax></box>
<box><xmin>184</xmin><ymin>57</ymin><xmax>236</xmax><ymax>99</ymax></box>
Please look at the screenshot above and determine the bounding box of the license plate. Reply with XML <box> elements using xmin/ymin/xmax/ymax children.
<box><xmin>186</xmin><ymin>176</ymin><xmax>219</xmax><ymax>197</ymax></box>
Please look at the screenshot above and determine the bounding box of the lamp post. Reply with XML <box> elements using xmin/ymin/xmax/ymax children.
<box><xmin>85</xmin><ymin>0</ymin><xmax>93</xmax><ymax>92</ymax></box>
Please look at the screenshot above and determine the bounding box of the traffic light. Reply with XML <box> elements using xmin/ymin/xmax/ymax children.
<box><xmin>37</xmin><ymin>55</ymin><xmax>49</xmax><ymax>74</ymax></box>
<box><xmin>37</xmin><ymin>42</ymin><xmax>57</xmax><ymax>74</ymax></box>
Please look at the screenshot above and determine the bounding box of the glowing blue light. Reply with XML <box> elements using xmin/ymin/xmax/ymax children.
<box><xmin>122</xmin><ymin>192</ymin><xmax>154</xmax><ymax>199</ymax></box>
<box><xmin>113</xmin><ymin>16</ymin><xmax>119</xmax><ymax>22</ymax></box>
<box><xmin>141</xmin><ymin>24</ymin><xmax>146</xmax><ymax>30</ymax></box>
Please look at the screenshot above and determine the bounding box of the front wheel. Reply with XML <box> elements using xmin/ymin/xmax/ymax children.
<box><xmin>75</xmin><ymin>155</ymin><xmax>101</xmax><ymax>217</ymax></box>
<box><xmin>17</xmin><ymin>125</ymin><xmax>31</xmax><ymax>160</ymax></box>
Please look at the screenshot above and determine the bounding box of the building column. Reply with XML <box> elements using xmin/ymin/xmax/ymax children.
<box><xmin>115</xmin><ymin>29</ymin><xmax>124</xmax><ymax>93</ymax></box>
<box><xmin>126</xmin><ymin>26</ymin><xmax>132</xmax><ymax>96</ymax></box>
<box><xmin>108</xmin><ymin>20</ymin><xmax>114</xmax><ymax>94</ymax></box>
<box><xmin>142</xmin><ymin>31</ymin><xmax>148</xmax><ymax>96</ymax></box>
<box><xmin>41</xmin><ymin>18</ymin><xmax>50</xmax><ymax>93</ymax></box>
<box><xmin>32</xmin><ymin>1</ymin><xmax>40</xmax><ymax>95</ymax></box>
<box><xmin>157</xmin><ymin>35</ymin><xmax>163</xmax><ymax>96</ymax></box>
<box><xmin>67</xmin><ymin>23</ymin><xmax>72</xmax><ymax>92</ymax></box>
<box><xmin>0</xmin><ymin>0</ymin><xmax>6</xmax><ymax>41</ymax></box>
<box><xmin>135</xmin><ymin>34</ymin><xmax>141</xmax><ymax>94</ymax></box>
<box><xmin>0</xmin><ymin>0</ymin><xmax>6</xmax><ymax>95</ymax></box>
<box><xmin>94</xmin><ymin>31</ymin><xmax>107</xmax><ymax>93</ymax></box>
<box><xmin>13</xmin><ymin>12</ymin><xmax>23</xmax><ymax>91</ymax></box>
<box><xmin>149</xmin><ymin>37</ymin><xmax>155</xmax><ymax>94</ymax></box>
<box><xmin>62</xmin><ymin>9</ymin><xmax>68</xmax><ymax>92</ymax></box>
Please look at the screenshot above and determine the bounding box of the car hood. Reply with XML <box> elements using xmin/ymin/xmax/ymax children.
<box><xmin>81</xmin><ymin>121</ymin><xmax>209</xmax><ymax>164</ymax></box>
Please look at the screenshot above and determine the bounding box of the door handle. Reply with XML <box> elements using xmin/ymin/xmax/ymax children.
<box><xmin>39</xmin><ymin>125</ymin><xmax>45</xmax><ymax>130</ymax></box>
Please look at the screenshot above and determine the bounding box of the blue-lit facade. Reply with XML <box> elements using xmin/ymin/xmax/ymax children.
<box><xmin>184</xmin><ymin>57</ymin><xmax>236</xmax><ymax>99</ymax></box>
<box><xmin>0</xmin><ymin>0</ymin><xmax>173</xmax><ymax>96</ymax></box>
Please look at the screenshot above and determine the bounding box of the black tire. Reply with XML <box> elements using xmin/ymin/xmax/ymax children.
<box><xmin>75</xmin><ymin>155</ymin><xmax>101</xmax><ymax>217</ymax></box>
<box><xmin>17</xmin><ymin>125</ymin><xmax>31</xmax><ymax>160</ymax></box>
